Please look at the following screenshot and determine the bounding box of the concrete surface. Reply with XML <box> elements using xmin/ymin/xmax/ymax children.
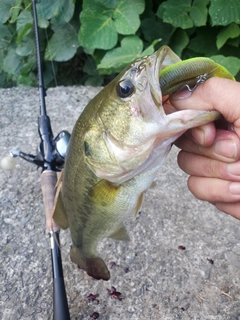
<box><xmin>1</xmin><ymin>86</ymin><xmax>240</xmax><ymax>320</ymax></box>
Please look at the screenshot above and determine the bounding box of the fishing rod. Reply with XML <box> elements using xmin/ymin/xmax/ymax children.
<box><xmin>1</xmin><ymin>1</ymin><xmax>71</xmax><ymax>318</ymax></box>
<box><xmin>32</xmin><ymin>0</ymin><xmax>71</xmax><ymax>318</ymax></box>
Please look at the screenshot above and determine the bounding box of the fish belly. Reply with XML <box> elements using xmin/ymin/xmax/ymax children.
<box><xmin>68</xmin><ymin>167</ymin><xmax>158</xmax><ymax>280</ymax></box>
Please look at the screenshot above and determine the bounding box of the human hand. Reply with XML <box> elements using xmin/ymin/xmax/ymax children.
<box><xmin>170</xmin><ymin>77</ymin><xmax>240</xmax><ymax>219</ymax></box>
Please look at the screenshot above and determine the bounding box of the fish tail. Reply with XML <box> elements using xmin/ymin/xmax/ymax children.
<box><xmin>70</xmin><ymin>245</ymin><xmax>110</xmax><ymax>281</ymax></box>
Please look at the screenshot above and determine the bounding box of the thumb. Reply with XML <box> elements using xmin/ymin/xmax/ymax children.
<box><xmin>170</xmin><ymin>77</ymin><xmax>240</xmax><ymax>137</ymax></box>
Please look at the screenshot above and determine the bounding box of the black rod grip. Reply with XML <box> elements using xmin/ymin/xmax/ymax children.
<box><xmin>50</xmin><ymin>232</ymin><xmax>70</xmax><ymax>320</ymax></box>
<box><xmin>53</xmin><ymin>277</ymin><xmax>70</xmax><ymax>320</ymax></box>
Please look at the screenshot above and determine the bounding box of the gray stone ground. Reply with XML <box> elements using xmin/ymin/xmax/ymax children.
<box><xmin>1</xmin><ymin>86</ymin><xmax>240</xmax><ymax>320</ymax></box>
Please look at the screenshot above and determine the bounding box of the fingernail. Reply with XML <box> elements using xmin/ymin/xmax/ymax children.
<box><xmin>228</xmin><ymin>162</ymin><xmax>240</xmax><ymax>176</ymax></box>
<box><xmin>214</xmin><ymin>139</ymin><xmax>237</xmax><ymax>159</ymax></box>
<box><xmin>229</xmin><ymin>182</ymin><xmax>240</xmax><ymax>195</ymax></box>
<box><xmin>171</xmin><ymin>89</ymin><xmax>192</xmax><ymax>100</ymax></box>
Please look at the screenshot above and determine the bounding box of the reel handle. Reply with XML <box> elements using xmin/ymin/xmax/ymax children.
<box><xmin>1</xmin><ymin>154</ymin><xmax>17</xmax><ymax>170</ymax></box>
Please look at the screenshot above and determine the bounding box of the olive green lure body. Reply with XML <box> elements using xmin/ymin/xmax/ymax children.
<box><xmin>160</xmin><ymin>57</ymin><xmax>235</xmax><ymax>96</ymax></box>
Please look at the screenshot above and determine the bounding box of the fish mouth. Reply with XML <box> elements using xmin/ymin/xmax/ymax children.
<box><xmin>146</xmin><ymin>49</ymin><xmax>164</xmax><ymax>108</ymax></box>
<box><xmin>151</xmin><ymin>46</ymin><xmax>182</xmax><ymax>113</ymax></box>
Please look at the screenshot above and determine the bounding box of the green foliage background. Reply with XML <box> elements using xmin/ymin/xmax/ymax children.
<box><xmin>1</xmin><ymin>0</ymin><xmax>240</xmax><ymax>88</ymax></box>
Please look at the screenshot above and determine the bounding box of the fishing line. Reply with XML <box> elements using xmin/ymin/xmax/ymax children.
<box><xmin>36</xmin><ymin>0</ymin><xmax>58</xmax><ymax>88</ymax></box>
<box><xmin>44</xmin><ymin>27</ymin><xmax>58</xmax><ymax>87</ymax></box>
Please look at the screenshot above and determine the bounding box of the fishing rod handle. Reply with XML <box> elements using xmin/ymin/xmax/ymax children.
<box><xmin>42</xmin><ymin>173</ymin><xmax>71</xmax><ymax>319</ymax></box>
<box><xmin>40</xmin><ymin>171</ymin><xmax>59</xmax><ymax>232</ymax></box>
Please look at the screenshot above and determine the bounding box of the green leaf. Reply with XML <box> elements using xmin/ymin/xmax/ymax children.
<box><xmin>0</xmin><ymin>0</ymin><xmax>15</xmax><ymax>23</ymax></box>
<box><xmin>84</xmin><ymin>75</ymin><xmax>104</xmax><ymax>86</ymax></box>
<box><xmin>0</xmin><ymin>25</ymin><xmax>13</xmax><ymax>50</ymax></box>
<box><xmin>210</xmin><ymin>55</ymin><xmax>240</xmax><ymax>76</ymax></box>
<box><xmin>227</xmin><ymin>37</ymin><xmax>240</xmax><ymax>47</ymax></box>
<box><xmin>157</xmin><ymin>0</ymin><xmax>193</xmax><ymax>29</ymax></box>
<box><xmin>0</xmin><ymin>72</ymin><xmax>6</xmax><ymax>87</ymax></box>
<box><xmin>216</xmin><ymin>23</ymin><xmax>240</xmax><ymax>49</ymax></box>
<box><xmin>79</xmin><ymin>6</ymin><xmax>117</xmax><ymax>50</ymax></box>
<box><xmin>36</xmin><ymin>0</ymin><xmax>61</xmax><ymax>19</ymax></box>
<box><xmin>83</xmin><ymin>57</ymin><xmax>98</xmax><ymax>76</ymax></box>
<box><xmin>79</xmin><ymin>0</ymin><xmax>144</xmax><ymax>50</ymax></box>
<box><xmin>219</xmin><ymin>42</ymin><xmax>240</xmax><ymax>57</ymax></box>
<box><xmin>45</xmin><ymin>24</ymin><xmax>79</xmax><ymax>61</ymax></box>
<box><xmin>141</xmin><ymin>18</ymin><xmax>173</xmax><ymax>44</ymax></box>
<box><xmin>3</xmin><ymin>48</ymin><xmax>22</xmax><ymax>75</ymax></box>
<box><xmin>190</xmin><ymin>0</ymin><xmax>209</xmax><ymax>26</ymax></box>
<box><xmin>99</xmin><ymin>0</ymin><xmax>118</xmax><ymax>9</ymax></box>
<box><xmin>82</xmin><ymin>54</ymin><xmax>105</xmax><ymax>85</ymax></box>
<box><xmin>97</xmin><ymin>36</ymin><xmax>143</xmax><ymax>72</ymax></box>
<box><xmin>16</xmin><ymin>10</ymin><xmax>33</xmax><ymax>44</ymax></box>
<box><xmin>188</xmin><ymin>27</ymin><xmax>219</xmax><ymax>56</ymax></box>
<box><xmin>113</xmin><ymin>0</ymin><xmax>145</xmax><ymax>35</ymax></box>
<box><xmin>17</xmin><ymin>73</ymin><xmax>36</xmax><ymax>86</ymax></box>
<box><xmin>54</xmin><ymin>0</ymin><xmax>75</xmax><ymax>24</ymax></box>
<box><xmin>209</xmin><ymin>0</ymin><xmax>240</xmax><ymax>26</ymax></box>
<box><xmin>10</xmin><ymin>0</ymin><xmax>23</xmax><ymax>23</ymax></box>
<box><xmin>43</xmin><ymin>61</ymin><xmax>58</xmax><ymax>86</ymax></box>
<box><xmin>20</xmin><ymin>55</ymin><xmax>36</xmax><ymax>74</ymax></box>
<box><xmin>37</xmin><ymin>0</ymin><xmax>74</xmax><ymax>23</ymax></box>
<box><xmin>141</xmin><ymin>44</ymin><xmax>155</xmax><ymax>56</ymax></box>
<box><xmin>0</xmin><ymin>51</ymin><xmax>4</xmax><ymax>72</ymax></box>
<box><xmin>38</xmin><ymin>18</ymin><xmax>49</xmax><ymax>29</ymax></box>
<box><xmin>169</xmin><ymin>29</ymin><xmax>189</xmax><ymax>57</ymax></box>
<box><xmin>16</xmin><ymin>36</ymin><xmax>35</xmax><ymax>56</ymax></box>
<box><xmin>97</xmin><ymin>35</ymin><xmax>155</xmax><ymax>74</ymax></box>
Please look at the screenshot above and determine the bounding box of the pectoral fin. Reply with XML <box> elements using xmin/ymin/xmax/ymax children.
<box><xmin>108</xmin><ymin>224</ymin><xmax>130</xmax><ymax>241</ymax></box>
<box><xmin>88</xmin><ymin>179</ymin><xmax>121</xmax><ymax>206</ymax></box>
<box><xmin>52</xmin><ymin>179</ymin><xmax>69</xmax><ymax>229</ymax></box>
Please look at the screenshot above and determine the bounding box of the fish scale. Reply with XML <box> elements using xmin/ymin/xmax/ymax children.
<box><xmin>52</xmin><ymin>45</ymin><xmax>234</xmax><ymax>281</ymax></box>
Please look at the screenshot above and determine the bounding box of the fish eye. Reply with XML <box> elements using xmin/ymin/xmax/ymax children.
<box><xmin>116</xmin><ymin>80</ymin><xmax>135</xmax><ymax>98</ymax></box>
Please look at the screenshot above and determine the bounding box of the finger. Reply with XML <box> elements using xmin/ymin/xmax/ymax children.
<box><xmin>182</xmin><ymin>118</ymin><xmax>230</xmax><ymax>147</ymax></box>
<box><xmin>170</xmin><ymin>78</ymin><xmax>240</xmax><ymax>137</ymax></box>
<box><xmin>176</xmin><ymin>129</ymin><xmax>240</xmax><ymax>162</ymax></box>
<box><xmin>215</xmin><ymin>202</ymin><xmax>240</xmax><ymax>220</ymax></box>
<box><xmin>178</xmin><ymin>152</ymin><xmax>240</xmax><ymax>182</ymax></box>
<box><xmin>187</xmin><ymin>176</ymin><xmax>240</xmax><ymax>203</ymax></box>
<box><xmin>189</xmin><ymin>122</ymin><xmax>216</xmax><ymax>147</ymax></box>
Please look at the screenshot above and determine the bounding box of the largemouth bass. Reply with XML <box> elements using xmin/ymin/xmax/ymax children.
<box><xmin>52</xmin><ymin>46</ymin><xmax>234</xmax><ymax>281</ymax></box>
